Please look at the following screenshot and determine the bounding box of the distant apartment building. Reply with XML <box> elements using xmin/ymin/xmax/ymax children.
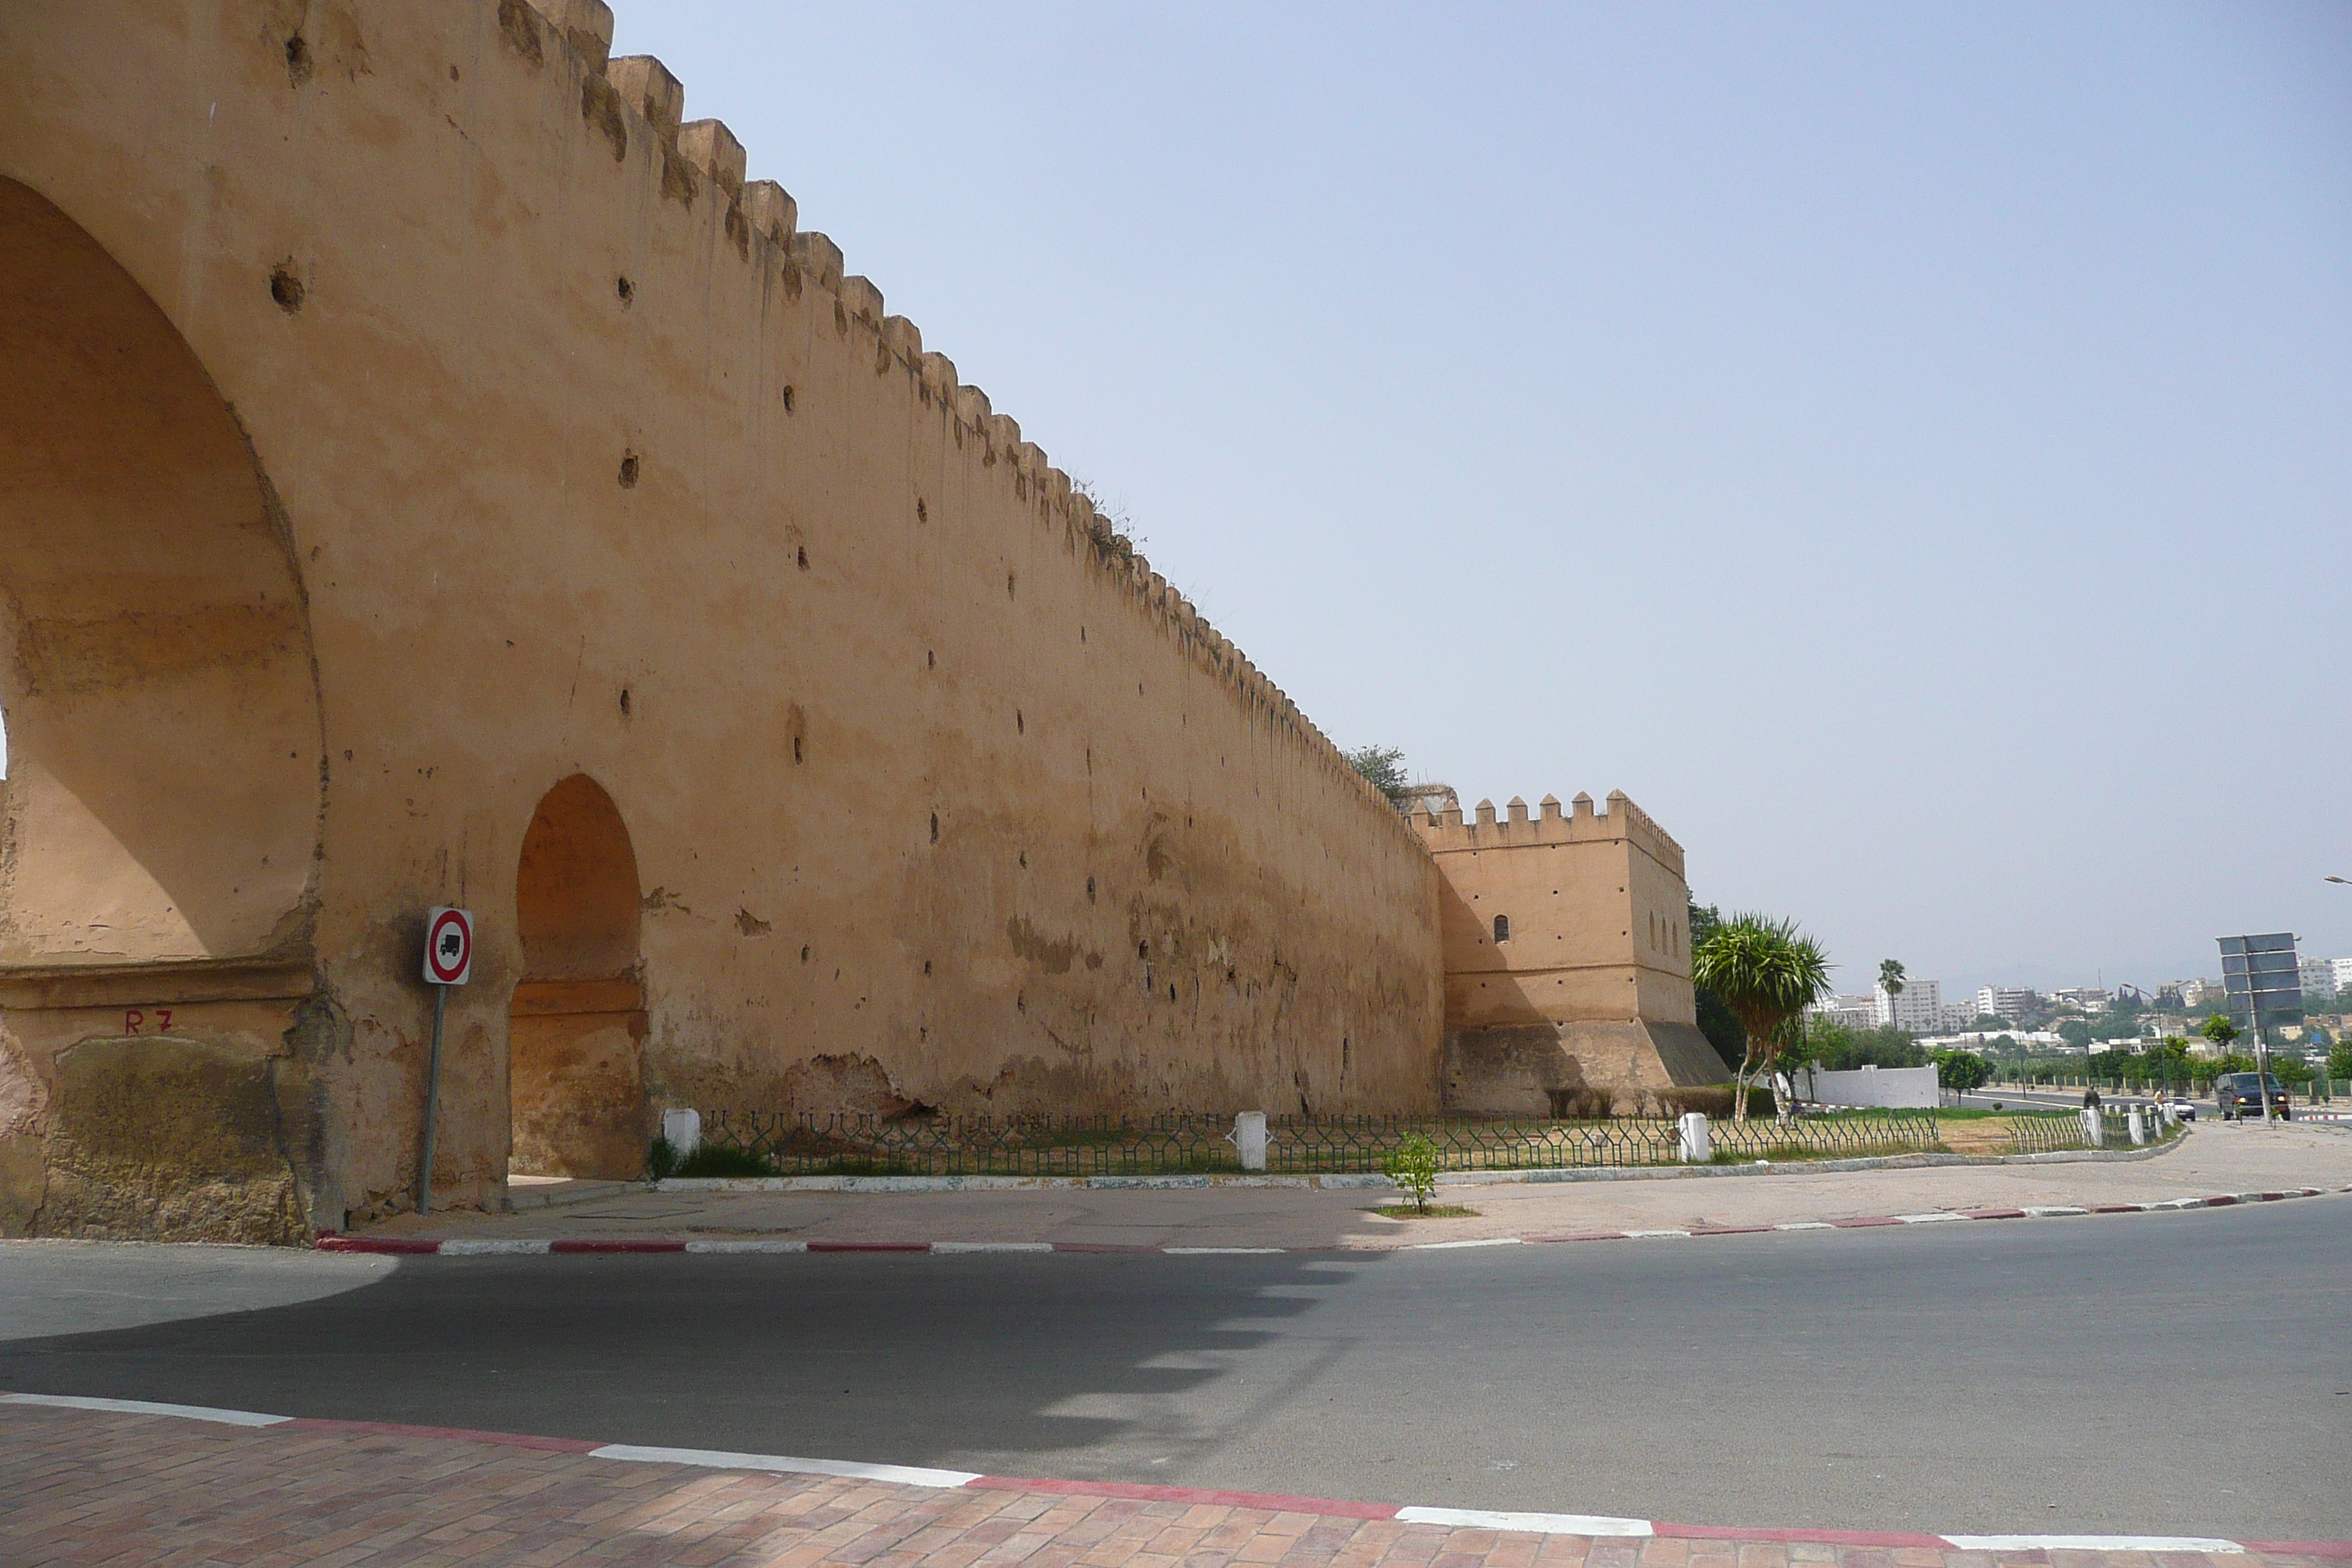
<box><xmin>2047</xmin><ymin>985</ymin><xmax>2110</xmax><ymax>1012</ymax></box>
<box><xmin>1874</xmin><ymin>979</ymin><xmax>1944</xmax><ymax>1033</ymax></box>
<box><xmin>1803</xmin><ymin>995</ymin><xmax>1878</xmax><ymax>1031</ymax></box>
<box><xmin>1976</xmin><ymin>986</ymin><xmax>2037</xmax><ymax>1024</ymax></box>
<box><xmin>2301</xmin><ymin>956</ymin><xmax>2350</xmax><ymax>1001</ymax></box>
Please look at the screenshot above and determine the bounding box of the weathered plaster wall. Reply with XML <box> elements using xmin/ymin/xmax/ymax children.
<box><xmin>1416</xmin><ymin>791</ymin><xmax>1719</xmax><ymax>1115</ymax></box>
<box><xmin>0</xmin><ymin>0</ymin><xmax>1441</xmax><ymax>1235</ymax></box>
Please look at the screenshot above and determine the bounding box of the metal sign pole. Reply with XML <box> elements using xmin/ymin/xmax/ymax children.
<box><xmin>418</xmin><ymin>981</ymin><xmax>448</xmax><ymax>1215</ymax></box>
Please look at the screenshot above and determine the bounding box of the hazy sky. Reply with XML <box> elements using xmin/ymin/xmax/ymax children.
<box><xmin>16</xmin><ymin>3</ymin><xmax>2345</xmax><ymax>996</ymax></box>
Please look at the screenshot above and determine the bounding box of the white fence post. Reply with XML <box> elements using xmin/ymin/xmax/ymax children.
<box><xmin>1678</xmin><ymin>1112</ymin><xmax>1711</xmax><ymax>1164</ymax></box>
<box><xmin>661</xmin><ymin>1107</ymin><xmax>702</xmax><ymax>1156</ymax></box>
<box><xmin>2127</xmin><ymin>1107</ymin><xmax>2147</xmax><ymax>1146</ymax></box>
<box><xmin>1233</xmin><ymin>1111</ymin><xmax>1267</xmax><ymax>1172</ymax></box>
<box><xmin>2081</xmin><ymin>1106</ymin><xmax>2104</xmax><ymax>1147</ymax></box>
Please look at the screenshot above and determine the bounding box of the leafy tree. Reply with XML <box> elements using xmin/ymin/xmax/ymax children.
<box><xmin>1688</xmin><ymin>900</ymin><xmax>1745</xmax><ymax>1072</ymax></box>
<box><xmin>1690</xmin><ymin>913</ymin><xmax>1831</xmax><ymax>1123</ymax></box>
<box><xmin>1932</xmin><ymin>1048</ymin><xmax>1991</xmax><ymax>1095</ymax></box>
<box><xmin>1343</xmin><ymin>745</ymin><xmax>1411</xmax><ymax>809</ymax></box>
<box><xmin>2199</xmin><ymin>1013</ymin><xmax>2242</xmax><ymax>1051</ymax></box>
<box><xmin>1801</xmin><ymin>1022</ymin><xmax>1927</xmax><ymax>1072</ymax></box>
<box><xmin>2057</xmin><ymin>1019</ymin><xmax>2093</xmax><ymax>1049</ymax></box>
<box><xmin>2330</xmin><ymin>1040</ymin><xmax>2352</xmax><ymax>1082</ymax></box>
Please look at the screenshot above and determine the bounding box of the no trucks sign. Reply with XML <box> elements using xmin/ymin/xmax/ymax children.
<box><xmin>423</xmin><ymin>906</ymin><xmax>473</xmax><ymax>987</ymax></box>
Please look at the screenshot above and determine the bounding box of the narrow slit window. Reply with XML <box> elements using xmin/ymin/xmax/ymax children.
<box><xmin>1493</xmin><ymin>915</ymin><xmax>1510</xmax><ymax>943</ymax></box>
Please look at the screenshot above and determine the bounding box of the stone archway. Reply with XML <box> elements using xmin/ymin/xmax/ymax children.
<box><xmin>0</xmin><ymin>176</ymin><xmax>323</xmax><ymax>1242</ymax></box>
<box><xmin>508</xmin><ymin>774</ymin><xmax>647</xmax><ymax>1180</ymax></box>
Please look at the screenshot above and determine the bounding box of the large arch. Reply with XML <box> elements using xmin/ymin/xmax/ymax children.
<box><xmin>0</xmin><ymin>176</ymin><xmax>323</xmax><ymax>1243</ymax></box>
<box><xmin>0</xmin><ymin>176</ymin><xmax>321</xmax><ymax>967</ymax></box>
<box><xmin>508</xmin><ymin>774</ymin><xmax>647</xmax><ymax>1180</ymax></box>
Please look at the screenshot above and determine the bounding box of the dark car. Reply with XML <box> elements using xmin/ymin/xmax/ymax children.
<box><xmin>2215</xmin><ymin>1071</ymin><xmax>2291</xmax><ymax>1120</ymax></box>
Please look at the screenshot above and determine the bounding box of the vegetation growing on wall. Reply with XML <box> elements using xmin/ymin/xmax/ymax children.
<box><xmin>1343</xmin><ymin>745</ymin><xmax>1411</xmax><ymax>810</ymax></box>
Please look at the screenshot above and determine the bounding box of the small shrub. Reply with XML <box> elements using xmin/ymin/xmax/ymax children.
<box><xmin>1373</xmin><ymin>1202</ymin><xmax>1477</xmax><ymax>1219</ymax></box>
<box><xmin>647</xmin><ymin>1140</ymin><xmax>784</xmax><ymax>1180</ymax></box>
<box><xmin>646</xmin><ymin>1134</ymin><xmax>680</xmax><ymax>1181</ymax></box>
<box><xmin>1384</xmin><ymin>1132</ymin><xmax>1439</xmax><ymax>1213</ymax></box>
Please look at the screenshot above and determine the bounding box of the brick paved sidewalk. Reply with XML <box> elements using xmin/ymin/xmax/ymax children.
<box><xmin>2</xmin><ymin>1406</ymin><xmax>2340</xmax><ymax>1568</ymax></box>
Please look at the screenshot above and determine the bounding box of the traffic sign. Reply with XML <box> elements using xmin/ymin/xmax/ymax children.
<box><xmin>424</xmin><ymin>906</ymin><xmax>473</xmax><ymax>986</ymax></box>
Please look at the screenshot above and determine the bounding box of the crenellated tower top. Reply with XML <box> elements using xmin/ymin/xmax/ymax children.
<box><xmin>1409</xmin><ymin>788</ymin><xmax>1684</xmax><ymax>876</ymax></box>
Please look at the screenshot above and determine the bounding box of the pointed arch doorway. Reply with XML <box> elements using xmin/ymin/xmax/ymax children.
<box><xmin>508</xmin><ymin>774</ymin><xmax>648</xmax><ymax>1180</ymax></box>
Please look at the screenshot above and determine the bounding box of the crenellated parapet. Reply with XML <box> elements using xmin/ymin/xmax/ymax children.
<box><xmin>508</xmin><ymin>0</ymin><xmax>1411</xmax><ymax>844</ymax></box>
<box><xmin>1410</xmin><ymin>788</ymin><xmax>1685</xmax><ymax>876</ymax></box>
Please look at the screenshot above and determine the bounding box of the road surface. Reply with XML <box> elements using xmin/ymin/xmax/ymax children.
<box><xmin>3</xmin><ymin>1197</ymin><xmax>2346</xmax><ymax>1539</ymax></box>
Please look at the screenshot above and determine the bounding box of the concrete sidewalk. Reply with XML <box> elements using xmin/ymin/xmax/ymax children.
<box><xmin>350</xmin><ymin>1123</ymin><xmax>2352</xmax><ymax>1252</ymax></box>
<box><xmin>3</xmin><ymin>1403</ymin><xmax>2342</xmax><ymax>1567</ymax></box>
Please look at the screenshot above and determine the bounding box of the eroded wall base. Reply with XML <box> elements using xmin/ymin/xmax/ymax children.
<box><xmin>4</xmin><ymin>1031</ymin><xmax>309</xmax><ymax>1244</ymax></box>
<box><xmin>1441</xmin><ymin>1020</ymin><xmax>1726</xmax><ymax>1117</ymax></box>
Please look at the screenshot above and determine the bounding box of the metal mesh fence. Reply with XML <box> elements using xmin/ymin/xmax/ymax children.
<box><xmin>694</xmin><ymin>1108</ymin><xmax>1945</xmax><ymax>1179</ymax></box>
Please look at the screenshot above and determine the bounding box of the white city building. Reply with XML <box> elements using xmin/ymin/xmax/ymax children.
<box><xmin>1874</xmin><ymin>979</ymin><xmax>1943</xmax><ymax>1033</ymax></box>
<box><xmin>2300</xmin><ymin>956</ymin><xmax>2349</xmax><ymax>1002</ymax></box>
<box><xmin>1803</xmin><ymin>994</ymin><xmax>1877</xmax><ymax>1031</ymax></box>
<box><xmin>1975</xmin><ymin>986</ymin><xmax>2037</xmax><ymax>1025</ymax></box>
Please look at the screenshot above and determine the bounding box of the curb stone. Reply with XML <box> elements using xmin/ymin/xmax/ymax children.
<box><xmin>3</xmin><ymin>1392</ymin><xmax>2341</xmax><ymax>1556</ymax></box>
<box><xmin>315</xmin><ymin>1185</ymin><xmax>2348</xmax><ymax>1256</ymax></box>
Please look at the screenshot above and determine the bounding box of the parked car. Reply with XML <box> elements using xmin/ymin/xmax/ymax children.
<box><xmin>2215</xmin><ymin>1072</ymin><xmax>2291</xmax><ymax>1120</ymax></box>
<box><xmin>2168</xmin><ymin>1095</ymin><xmax>2197</xmax><ymax>1122</ymax></box>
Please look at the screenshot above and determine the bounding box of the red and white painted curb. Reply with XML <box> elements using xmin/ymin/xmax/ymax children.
<box><xmin>3</xmin><ymin>1392</ymin><xmax>2342</xmax><ymax>1557</ymax></box>
<box><xmin>315</xmin><ymin>1186</ymin><xmax>2345</xmax><ymax>1256</ymax></box>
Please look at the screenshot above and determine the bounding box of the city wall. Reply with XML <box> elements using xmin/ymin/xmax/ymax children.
<box><xmin>0</xmin><ymin>0</ymin><xmax>1443</xmax><ymax>1242</ymax></box>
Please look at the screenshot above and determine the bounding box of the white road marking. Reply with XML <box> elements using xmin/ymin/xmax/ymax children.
<box><xmin>0</xmin><ymin>1392</ymin><xmax>291</xmax><ymax>1427</ymax></box>
<box><xmin>588</xmin><ymin>1443</ymin><xmax>983</xmax><ymax>1488</ymax></box>
<box><xmin>1397</xmin><ymin>1506</ymin><xmax>1651</xmax><ymax>1536</ymax></box>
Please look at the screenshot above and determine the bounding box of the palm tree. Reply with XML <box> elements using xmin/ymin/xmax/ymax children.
<box><xmin>1878</xmin><ymin>958</ymin><xmax>1906</xmax><ymax>1031</ymax></box>
<box><xmin>1691</xmin><ymin>914</ymin><xmax>1833</xmax><ymax>1122</ymax></box>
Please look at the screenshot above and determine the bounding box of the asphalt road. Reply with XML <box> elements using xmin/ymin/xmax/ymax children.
<box><xmin>4</xmin><ymin>1201</ymin><xmax>2348</xmax><ymax>1540</ymax></box>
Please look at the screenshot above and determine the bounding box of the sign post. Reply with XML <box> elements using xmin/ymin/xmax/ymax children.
<box><xmin>2217</xmin><ymin>933</ymin><xmax>2301</xmax><ymax>1127</ymax></box>
<box><xmin>418</xmin><ymin>906</ymin><xmax>473</xmax><ymax>1215</ymax></box>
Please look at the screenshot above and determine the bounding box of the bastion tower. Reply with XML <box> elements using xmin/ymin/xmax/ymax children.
<box><xmin>1413</xmin><ymin>791</ymin><xmax>1724</xmax><ymax>1115</ymax></box>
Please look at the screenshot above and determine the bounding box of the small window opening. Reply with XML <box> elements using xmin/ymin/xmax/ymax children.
<box><xmin>1016</xmin><ymin>709</ymin><xmax>1024</xmax><ymax>734</ymax></box>
<box><xmin>617</xmin><ymin>275</ymin><xmax>635</xmax><ymax>306</ymax></box>
<box><xmin>916</xmin><ymin>498</ymin><xmax>927</xmax><ymax>522</ymax></box>
<box><xmin>792</xmin><ymin>735</ymin><xmax>803</xmax><ymax>764</ymax></box>
<box><xmin>930</xmin><ymin>813</ymin><xmax>939</xmax><ymax>844</ymax></box>
<box><xmin>1493</xmin><ymin>915</ymin><xmax>1510</xmax><ymax>943</ymax></box>
<box><xmin>1138</xmin><ymin>941</ymin><xmax>1149</xmax><ymax>960</ymax></box>
<box><xmin>618</xmin><ymin>451</ymin><xmax>639</xmax><ymax>488</ymax></box>
<box><xmin>796</xmin><ymin>546</ymin><xmax>809</xmax><ymax>570</ymax></box>
<box><xmin>780</xmin><ymin>384</ymin><xmax>796</xmax><ymax>412</ymax></box>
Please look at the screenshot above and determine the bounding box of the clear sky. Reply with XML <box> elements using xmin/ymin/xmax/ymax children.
<box><xmin>605</xmin><ymin>1</ymin><xmax>2352</xmax><ymax>995</ymax></box>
